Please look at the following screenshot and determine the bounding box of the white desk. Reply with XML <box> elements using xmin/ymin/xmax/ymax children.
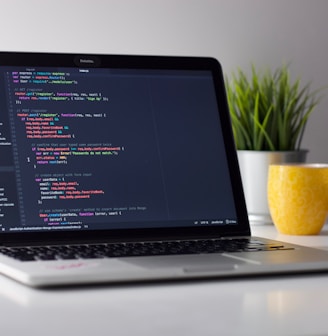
<box><xmin>1</xmin><ymin>225</ymin><xmax>328</xmax><ymax>336</ymax></box>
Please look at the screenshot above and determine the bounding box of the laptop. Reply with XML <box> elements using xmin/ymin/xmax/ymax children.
<box><xmin>0</xmin><ymin>51</ymin><xmax>328</xmax><ymax>287</ymax></box>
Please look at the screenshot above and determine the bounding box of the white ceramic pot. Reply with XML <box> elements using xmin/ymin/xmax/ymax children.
<box><xmin>237</xmin><ymin>150</ymin><xmax>308</xmax><ymax>224</ymax></box>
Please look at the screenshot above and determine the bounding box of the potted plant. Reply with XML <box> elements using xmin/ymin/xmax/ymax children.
<box><xmin>225</xmin><ymin>64</ymin><xmax>323</xmax><ymax>223</ymax></box>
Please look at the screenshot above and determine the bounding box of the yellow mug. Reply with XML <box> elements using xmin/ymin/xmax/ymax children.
<box><xmin>267</xmin><ymin>164</ymin><xmax>328</xmax><ymax>235</ymax></box>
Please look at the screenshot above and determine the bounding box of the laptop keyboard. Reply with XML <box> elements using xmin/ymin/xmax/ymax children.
<box><xmin>0</xmin><ymin>238</ymin><xmax>293</xmax><ymax>262</ymax></box>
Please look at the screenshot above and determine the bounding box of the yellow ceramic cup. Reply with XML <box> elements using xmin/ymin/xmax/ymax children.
<box><xmin>268</xmin><ymin>164</ymin><xmax>328</xmax><ymax>235</ymax></box>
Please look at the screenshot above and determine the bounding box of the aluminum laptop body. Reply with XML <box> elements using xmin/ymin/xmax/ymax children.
<box><xmin>0</xmin><ymin>51</ymin><xmax>328</xmax><ymax>287</ymax></box>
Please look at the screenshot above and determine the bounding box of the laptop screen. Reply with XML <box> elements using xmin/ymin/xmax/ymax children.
<box><xmin>0</xmin><ymin>53</ymin><xmax>248</xmax><ymax>238</ymax></box>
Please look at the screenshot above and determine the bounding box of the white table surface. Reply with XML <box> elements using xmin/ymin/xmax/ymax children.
<box><xmin>1</xmin><ymin>224</ymin><xmax>328</xmax><ymax>336</ymax></box>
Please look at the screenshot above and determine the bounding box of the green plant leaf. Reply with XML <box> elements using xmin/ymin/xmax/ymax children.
<box><xmin>225</xmin><ymin>64</ymin><xmax>325</xmax><ymax>151</ymax></box>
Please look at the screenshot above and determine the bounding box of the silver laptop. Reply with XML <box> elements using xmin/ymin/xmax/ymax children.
<box><xmin>0</xmin><ymin>51</ymin><xmax>328</xmax><ymax>287</ymax></box>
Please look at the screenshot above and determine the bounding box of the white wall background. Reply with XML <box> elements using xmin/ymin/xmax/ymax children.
<box><xmin>1</xmin><ymin>0</ymin><xmax>328</xmax><ymax>161</ymax></box>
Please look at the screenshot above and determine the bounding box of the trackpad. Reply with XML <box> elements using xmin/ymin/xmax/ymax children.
<box><xmin>123</xmin><ymin>254</ymin><xmax>247</xmax><ymax>272</ymax></box>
